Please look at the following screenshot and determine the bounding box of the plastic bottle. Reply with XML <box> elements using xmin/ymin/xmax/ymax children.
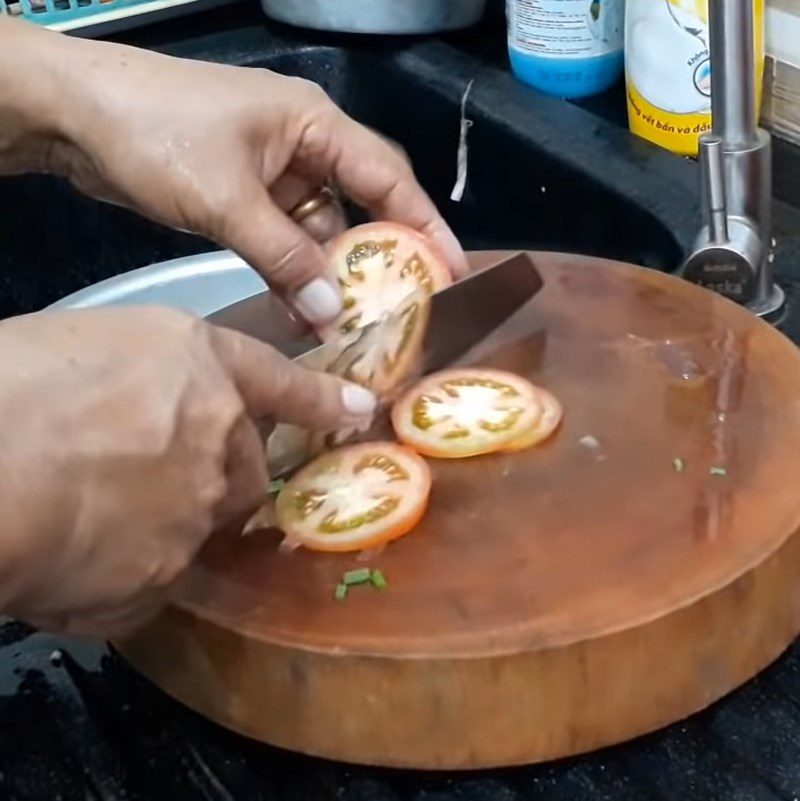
<box><xmin>624</xmin><ymin>0</ymin><xmax>765</xmax><ymax>156</ymax></box>
<box><xmin>506</xmin><ymin>0</ymin><xmax>625</xmax><ymax>100</ymax></box>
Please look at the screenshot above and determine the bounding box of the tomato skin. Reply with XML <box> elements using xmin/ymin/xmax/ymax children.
<box><xmin>318</xmin><ymin>222</ymin><xmax>452</xmax><ymax>343</ymax></box>
<box><xmin>502</xmin><ymin>387</ymin><xmax>563</xmax><ymax>452</ymax></box>
<box><xmin>275</xmin><ymin>442</ymin><xmax>432</xmax><ymax>553</ymax></box>
<box><xmin>391</xmin><ymin>368</ymin><xmax>546</xmax><ymax>459</ymax></box>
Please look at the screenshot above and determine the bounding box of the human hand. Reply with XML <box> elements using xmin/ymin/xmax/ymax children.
<box><xmin>0</xmin><ymin>307</ymin><xmax>375</xmax><ymax>637</ymax></box>
<box><xmin>0</xmin><ymin>19</ymin><xmax>467</xmax><ymax>324</ymax></box>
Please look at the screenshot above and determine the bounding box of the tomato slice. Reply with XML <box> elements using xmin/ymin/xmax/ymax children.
<box><xmin>318</xmin><ymin>222</ymin><xmax>452</xmax><ymax>342</ymax></box>
<box><xmin>275</xmin><ymin>442</ymin><xmax>432</xmax><ymax>553</ymax></box>
<box><xmin>391</xmin><ymin>368</ymin><xmax>545</xmax><ymax>459</ymax></box>
<box><xmin>502</xmin><ymin>386</ymin><xmax>563</xmax><ymax>451</ymax></box>
<box><xmin>325</xmin><ymin>284</ymin><xmax>430</xmax><ymax>398</ymax></box>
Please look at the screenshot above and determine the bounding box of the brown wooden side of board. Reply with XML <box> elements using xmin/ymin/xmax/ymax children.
<box><xmin>116</xmin><ymin>252</ymin><xmax>800</xmax><ymax>769</ymax></box>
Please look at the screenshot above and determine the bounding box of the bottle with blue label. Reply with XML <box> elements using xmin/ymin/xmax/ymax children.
<box><xmin>507</xmin><ymin>0</ymin><xmax>625</xmax><ymax>100</ymax></box>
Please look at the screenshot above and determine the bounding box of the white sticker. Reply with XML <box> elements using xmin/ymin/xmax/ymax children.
<box><xmin>508</xmin><ymin>0</ymin><xmax>624</xmax><ymax>59</ymax></box>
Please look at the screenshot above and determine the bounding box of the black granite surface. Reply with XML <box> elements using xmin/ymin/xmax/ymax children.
<box><xmin>3</xmin><ymin>3</ymin><xmax>800</xmax><ymax>799</ymax></box>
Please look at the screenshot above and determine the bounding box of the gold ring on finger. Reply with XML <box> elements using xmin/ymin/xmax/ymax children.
<box><xmin>288</xmin><ymin>185</ymin><xmax>337</xmax><ymax>224</ymax></box>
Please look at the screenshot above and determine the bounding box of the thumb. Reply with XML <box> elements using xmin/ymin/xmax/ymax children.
<box><xmin>219</xmin><ymin>181</ymin><xmax>343</xmax><ymax>326</ymax></box>
<box><xmin>210</xmin><ymin>325</ymin><xmax>376</xmax><ymax>430</ymax></box>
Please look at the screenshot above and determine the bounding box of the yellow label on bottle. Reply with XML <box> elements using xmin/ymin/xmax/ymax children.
<box><xmin>624</xmin><ymin>0</ymin><xmax>765</xmax><ymax>156</ymax></box>
<box><xmin>627</xmin><ymin>82</ymin><xmax>712</xmax><ymax>154</ymax></box>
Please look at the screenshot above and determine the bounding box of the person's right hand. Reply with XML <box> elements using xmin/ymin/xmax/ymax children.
<box><xmin>0</xmin><ymin>307</ymin><xmax>376</xmax><ymax>638</ymax></box>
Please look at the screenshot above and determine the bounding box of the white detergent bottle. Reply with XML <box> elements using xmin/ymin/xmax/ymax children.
<box><xmin>507</xmin><ymin>0</ymin><xmax>625</xmax><ymax>99</ymax></box>
<box><xmin>624</xmin><ymin>0</ymin><xmax>765</xmax><ymax>156</ymax></box>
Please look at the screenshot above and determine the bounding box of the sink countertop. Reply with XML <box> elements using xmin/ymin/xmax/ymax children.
<box><xmin>2</xmin><ymin>4</ymin><xmax>800</xmax><ymax>801</ymax></box>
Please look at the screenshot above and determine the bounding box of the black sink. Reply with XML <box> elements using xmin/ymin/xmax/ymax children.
<box><xmin>331</xmin><ymin>48</ymin><xmax>686</xmax><ymax>268</ymax></box>
<box><xmin>257</xmin><ymin>44</ymin><xmax>689</xmax><ymax>269</ymax></box>
<box><xmin>0</xmin><ymin>27</ymin><xmax>698</xmax><ymax>318</ymax></box>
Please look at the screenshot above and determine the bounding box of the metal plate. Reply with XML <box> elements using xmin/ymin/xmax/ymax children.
<box><xmin>47</xmin><ymin>250</ymin><xmax>265</xmax><ymax>315</ymax></box>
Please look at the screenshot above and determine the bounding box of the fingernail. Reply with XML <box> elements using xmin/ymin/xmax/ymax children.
<box><xmin>342</xmin><ymin>384</ymin><xmax>377</xmax><ymax>416</ymax></box>
<box><xmin>293</xmin><ymin>277</ymin><xmax>342</xmax><ymax>324</ymax></box>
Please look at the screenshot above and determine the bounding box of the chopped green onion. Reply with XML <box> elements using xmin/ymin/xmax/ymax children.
<box><xmin>370</xmin><ymin>569</ymin><xmax>387</xmax><ymax>590</ymax></box>
<box><xmin>334</xmin><ymin>583</ymin><xmax>348</xmax><ymax>602</ymax></box>
<box><xmin>343</xmin><ymin>568</ymin><xmax>372</xmax><ymax>586</ymax></box>
<box><xmin>267</xmin><ymin>478</ymin><xmax>286</xmax><ymax>495</ymax></box>
<box><xmin>709</xmin><ymin>466</ymin><xmax>727</xmax><ymax>476</ymax></box>
<box><xmin>673</xmin><ymin>457</ymin><xmax>684</xmax><ymax>473</ymax></box>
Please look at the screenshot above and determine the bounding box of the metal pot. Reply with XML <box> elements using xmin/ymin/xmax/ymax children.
<box><xmin>259</xmin><ymin>0</ymin><xmax>488</xmax><ymax>34</ymax></box>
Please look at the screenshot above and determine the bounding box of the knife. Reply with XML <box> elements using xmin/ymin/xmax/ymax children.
<box><xmin>210</xmin><ymin>252</ymin><xmax>543</xmax><ymax>476</ymax></box>
<box><xmin>209</xmin><ymin>252</ymin><xmax>542</xmax><ymax>361</ymax></box>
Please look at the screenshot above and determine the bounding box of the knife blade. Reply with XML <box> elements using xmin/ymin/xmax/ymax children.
<box><xmin>206</xmin><ymin>289</ymin><xmax>311</xmax><ymax>359</ymax></box>
<box><xmin>262</xmin><ymin>252</ymin><xmax>543</xmax><ymax>477</ymax></box>
<box><xmin>418</xmin><ymin>251</ymin><xmax>542</xmax><ymax>374</ymax></box>
<box><xmin>208</xmin><ymin>251</ymin><xmax>542</xmax><ymax>363</ymax></box>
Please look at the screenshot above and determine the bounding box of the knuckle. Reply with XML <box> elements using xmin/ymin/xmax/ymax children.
<box><xmin>290</xmin><ymin>76</ymin><xmax>330</xmax><ymax>105</ymax></box>
<box><xmin>142</xmin><ymin>306</ymin><xmax>204</xmax><ymax>356</ymax></box>
<box><xmin>296</xmin><ymin>107</ymin><xmax>341</xmax><ymax>164</ymax></box>
<box><xmin>197</xmin><ymin>457</ymin><xmax>234</xmax><ymax>511</ymax></box>
<box><xmin>185</xmin><ymin>314</ymin><xmax>215</xmax><ymax>351</ymax></box>
<box><xmin>386</xmin><ymin>137</ymin><xmax>411</xmax><ymax>164</ymax></box>
<box><xmin>384</xmin><ymin>148</ymin><xmax>415</xmax><ymax>183</ymax></box>
<box><xmin>178</xmin><ymin>316</ymin><xmax>220</xmax><ymax>374</ymax></box>
<box><xmin>396</xmin><ymin>153</ymin><xmax>415</xmax><ymax>178</ymax></box>
<box><xmin>141</xmin><ymin>304</ymin><xmax>195</xmax><ymax>330</ymax></box>
<box><xmin>266</xmin><ymin>236</ymin><xmax>318</xmax><ymax>288</ymax></box>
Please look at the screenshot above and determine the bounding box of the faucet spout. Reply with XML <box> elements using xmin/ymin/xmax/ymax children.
<box><xmin>681</xmin><ymin>0</ymin><xmax>784</xmax><ymax>321</ymax></box>
<box><xmin>709</xmin><ymin>0</ymin><xmax>757</xmax><ymax>147</ymax></box>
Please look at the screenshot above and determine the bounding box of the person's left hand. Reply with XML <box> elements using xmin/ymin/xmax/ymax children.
<box><xmin>9</xmin><ymin>21</ymin><xmax>468</xmax><ymax>324</ymax></box>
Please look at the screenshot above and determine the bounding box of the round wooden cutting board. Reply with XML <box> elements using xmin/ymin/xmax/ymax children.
<box><xmin>116</xmin><ymin>251</ymin><xmax>800</xmax><ymax>769</ymax></box>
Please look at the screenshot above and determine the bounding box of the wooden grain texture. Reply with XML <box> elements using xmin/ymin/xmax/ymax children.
<box><xmin>116</xmin><ymin>251</ymin><xmax>800</xmax><ymax>769</ymax></box>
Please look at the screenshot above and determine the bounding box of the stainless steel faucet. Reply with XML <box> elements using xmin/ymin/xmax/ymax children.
<box><xmin>681</xmin><ymin>0</ymin><xmax>784</xmax><ymax>319</ymax></box>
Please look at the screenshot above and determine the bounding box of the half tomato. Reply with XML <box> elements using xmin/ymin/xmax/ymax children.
<box><xmin>318</xmin><ymin>221</ymin><xmax>452</xmax><ymax>342</ymax></box>
<box><xmin>391</xmin><ymin>368</ymin><xmax>548</xmax><ymax>459</ymax></box>
<box><xmin>275</xmin><ymin>441</ymin><xmax>431</xmax><ymax>553</ymax></box>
